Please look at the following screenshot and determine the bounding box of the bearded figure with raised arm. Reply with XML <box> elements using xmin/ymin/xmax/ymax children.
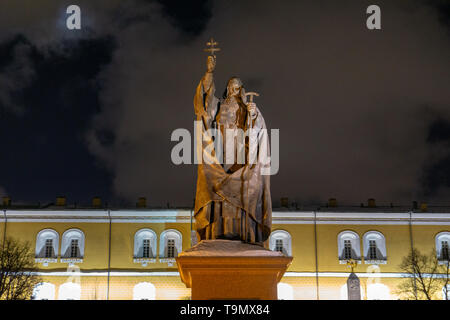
<box><xmin>193</xmin><ymin>50</ymin><xmax>272</xmax><ymax>246</ymax></box>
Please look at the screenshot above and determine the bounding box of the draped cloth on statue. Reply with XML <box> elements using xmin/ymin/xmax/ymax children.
<box><xmin>193</xmin><ymin>76</ymin><xmax>272</xmax><ymax>246</ymax></box>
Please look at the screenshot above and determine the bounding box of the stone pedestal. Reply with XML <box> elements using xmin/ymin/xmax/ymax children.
<box><xmin>176</xmin><ymin>240</ymin><xmax>293</xmax><ymax>300</ymax></box>
<box><xmin>347</xmin><ymin>272</ymin><xmax>361</xmax><ymax>300</ymax></box>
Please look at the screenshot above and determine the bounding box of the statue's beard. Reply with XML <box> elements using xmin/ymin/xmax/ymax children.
<box><xmin>227</xmin><ymin>90</ymin><xmax>240</xmax><ymax>99</ymax></box>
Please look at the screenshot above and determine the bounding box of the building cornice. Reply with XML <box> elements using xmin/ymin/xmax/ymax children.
<box><xmin>1</xmin><ymin>209</ymin><xmax>450</xmax><ymax>225</ymax></box>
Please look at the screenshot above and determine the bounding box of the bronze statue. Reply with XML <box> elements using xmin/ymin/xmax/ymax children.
<box><xmin>193</xmin><ymin>39</ymin><xmax>272</xmax><ymax>246</ymax></box>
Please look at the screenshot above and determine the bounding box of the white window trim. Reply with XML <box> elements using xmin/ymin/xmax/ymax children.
<box><xmin>133</xmin><ymin>258</ymin><xmax>157</xmax><ymax>267</ymax></box>
<box><xmin>435</xmin><ymin>232</ymin><xmax>450</xmax><ymax>262</ymax></box>
<box><xmin>363</xmin><ymin>231</ymin><xmax>387</xmax><ymax>263</ymax></box>
<box><xmin>60</xmin><ymin>258</ymin><xmax>84</xmax><ymax>264</ymax></box>
<box><xmin>61</xmin><ymin>228</ymin><xmax>85</xmax><ymax>261</ymax></box>
<box><xmin>158</xmin><ymin>258</ymin><xmax>176</xmax><ymax>267</ymax></box>
<box><xmin>269</xmin><ymin>230</ymin><xmax>292</xmax><ymax>256</ymax></box>
<box><xmin>364</xmin><ymin>259</ymin><xmax>387</xmax><ymax>265</ymax></box>
<box><xmin>337</xmin><ymin>230</ymin><xmax>361</xmax><ymax>262</ymax></box>
<box><xmin>159</xmin><ymin>229</ymin><xmax>182</xmax><ymax>260</ymax></box>
<box><xmin>35</xmin><ymin>229</ymin><xmax>59</xmax><ymax>265</ymax></box>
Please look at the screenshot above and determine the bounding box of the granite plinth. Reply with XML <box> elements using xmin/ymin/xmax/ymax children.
<box><xmin>176</xmin><ymin>240</ymin><xmax>293</xmax><ymax>300</ymax></box>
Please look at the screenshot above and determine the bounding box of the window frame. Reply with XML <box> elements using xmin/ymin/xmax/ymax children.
<box><xmin>362</xmin><ymin>231</ymin><xmax>387</xmax><ymax>264</ymax></box>
<box><xmin>269</xmin><ymin>230</ymin><xmax>292</xmax><ymax>256</ymax></box>
<box><xmin>337</xmin><ymin>230</ymin><xmax>361</xmax><ymax>263</ymax></box>
<box><xmin>60</xmin><ymin>229</ymin><xmax>85</xmax><ymax>263</ymax></box>
<box><xmin>159</xmin><ymin>229</ymin><xmax>182</xmax><ymax>264</ymax></box>
<box><xmin>435</xmin><ymin>232</ymin><xmax>450</xmax><ymax>263</ymax></box>
<box><xmin>44</xmin><ymin>239</ymin><xmax>54</xmax><ymax>258</ymax></box>
<box><xmin>133</xmin><ymin>228</ymin><xmax>157</xmax><ymax>266</ymax></box>
<box><xmin>35</xmin><ymin>229</ymin><xmax>59</xmax><ymax>265</ymax></box>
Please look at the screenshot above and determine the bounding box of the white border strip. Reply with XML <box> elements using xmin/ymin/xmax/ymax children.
<box><xmin>4</xmin><ymin>219</ymin><xmax>191</xmax><ymax>223</ymax></box>
<box><xmin>34</xmin><ymin>271</ymin><xmax>181</xmax><ymax>277</ymax></box>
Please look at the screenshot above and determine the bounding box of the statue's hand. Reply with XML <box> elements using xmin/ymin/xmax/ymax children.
<box><xmin>206</xmin><ymin>55</ymin><xmax>216</xmax><ymax>73</ymax></box>
<box><xmin>197</xmin><ymin>107</ymin><xmax>208</xmax><ymax>118</ymax></box>
<box><xmin>247</xmin><ymin>102</ymin><xmax>257</xmax><ymax>119</ymax></box>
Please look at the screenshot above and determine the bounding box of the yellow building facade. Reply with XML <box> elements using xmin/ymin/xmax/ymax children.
<box><xmin>1</xmin><ymin>204</ymin><xmax>450</xmax><ymax>300</ymax></box>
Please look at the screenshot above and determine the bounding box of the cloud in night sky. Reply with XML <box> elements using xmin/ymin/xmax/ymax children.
<box><xmin>0</xmin><ymin>0</ymin><xmax>449</xmax><ymax>207</ymax></box>
<box><xmin>0</xmin><ymin>39</ymin><xmax>35</xmax><ymax>115</ymax></box>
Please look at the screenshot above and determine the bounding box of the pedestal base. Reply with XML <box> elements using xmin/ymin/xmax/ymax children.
<box><xmin>176</xmin><ymin>240</ymin><xmax>293</xmax><ymax>300</ymax></box>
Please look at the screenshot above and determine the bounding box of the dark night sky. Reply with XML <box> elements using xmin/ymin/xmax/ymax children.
<box><xmin>0</xmin><ymin>0</ymin><xmax>449</xmax><ymax>207</ymax></box>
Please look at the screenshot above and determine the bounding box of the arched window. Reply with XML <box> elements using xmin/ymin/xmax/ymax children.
<box><xmin>337</xmin><ymin>231</ymin><xmax>361</xmax><ymax>262</ymax></box>
<box><xmin>58</xmin><ymin>282</ymin><xmax>81</xmax><ymax>300</ymax></box>
<box><xmin>134</xmin><ymin>229</ymin><xmax>157</xmax><ymax>258</ymax></box>
<box><xmin>367</xmin><ymin>283</ymin><xmax>391</xmax><ymax>300</ymax></box>
<box><xmin>159</xmin><ymin>229</ymin><xmax>182</xmax><ymax>259</ymax></box>
<box><xmin>277</xmin><ymin>282</ymin><xmax>294</xmax><ymax>300</ymax></box>
<box><xmin>363</xmin><ymin>231</ymin><xmax>387</xmax><ymax>263</ymax></box>
<box><xmin>269</xmin><ymin>230</ymin><xmax>292</xmax><ymax>256</ymax></box>
<box><xmin>133</xmin><ymin>282</ymin><xmax>156</xmax><ymax>300</ymax></box>
<box><xmin>32</xmin><ymin>282</ymin><xmax>55</xmax><ymax>300</ymax></box>
<box><xmin>134</xmin><ymin>229</ymin><xmax>157</xmax><ymax>266</ymax></box>
<box><xmin>435</xmin><ymin>232</ymin><xmax>450</xmax><ymax>262</ymax></box>
<box><xmin>61</xmin><ymin>229</ymin><xmax>85</xmax><ymax>261</ymax></box>
<box><xmin>35</xmin><ymin>229</ymin><xmax>59</xmax><ymax>263</ymax></box>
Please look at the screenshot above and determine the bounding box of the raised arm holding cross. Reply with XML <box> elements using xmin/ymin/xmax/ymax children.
<box><xmin>201</xmin><ymin>38</ymin><xmax>220</xmax><ymax>94</ymax></box>
<box><xmin>193</xmin><ymin>37</ymin><xmax>272</xmax><ymax>246</ymax></box>
<box><xmin>204</xmin><ymin>37</ymin><xmax>221</xmax><ymax>56</ymax></box>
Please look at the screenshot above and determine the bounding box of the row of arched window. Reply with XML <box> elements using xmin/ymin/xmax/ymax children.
<box><xmin>270</xmin><ymin>230</ymin><xmax>450</xmax><ymax>263</ymax></box>
<box><xmin>337</xmin><ymin>230</ymin><xmax>388</xmax><ymax>263</ymax></box>
<box><xmin>133</xmin><ymin>229</ymin><xmax>182</xmax><ymax>260</ymax></box>
<box><xmin>35</xmin><ymin>228</ymin><xmax>183</xmax><ymax>263</ymax></box>
<box><xmin>35</xmin><ymin>228</ymin><xmax>450</xmax><ymax>265</ymax></box>
<box><xmin>35</xmin><ymin>229</ymin><xmax>85</xmax><ymax>260</ymax></box>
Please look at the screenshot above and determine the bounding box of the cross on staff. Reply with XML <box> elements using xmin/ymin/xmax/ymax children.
<box><xmin>204</xmin><ymin>37</ymin><xmax>221</xmax><ymax>56</ymax></box>
<box><xmin>346</xmin><ymin>259</ymin><xmax>357</xmax><ymax>272</ymax></box>
<box><xmin>245</xmin><ymin>92</ymin><xmax>259</xmax><ymax>129</ymax></box>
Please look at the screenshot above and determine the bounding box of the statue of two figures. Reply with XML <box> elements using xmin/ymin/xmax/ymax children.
<box><xmin>193</xmin><ymin>39</ymin><xmax>272</xmax><ymax>247</ymax></box>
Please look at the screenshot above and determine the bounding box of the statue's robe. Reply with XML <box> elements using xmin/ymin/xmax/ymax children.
<box><xmin>193</xmin><ymin>74</ymin><xmax>272</xmax><ymax>246</ymax></box>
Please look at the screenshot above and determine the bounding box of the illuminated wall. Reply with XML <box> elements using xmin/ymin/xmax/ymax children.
<box><xmin>1</xmin><ymin>208</ymin><xmax>449</xmax><ymax>300</ymax></box>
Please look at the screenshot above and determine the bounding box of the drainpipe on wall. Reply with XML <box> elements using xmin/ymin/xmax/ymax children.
<box><xmin>314</xmin><ymin>210</ymin><xmax>319</xmax><ymax>300</ymax></box>
<box><xmin>106</xmin><ymin>209</ymin><xmax>112</xmax><ymax>300</ymax></box>
<box><xmin>2</xmin><ymin>210</ymin><xmax>6</xmax><ymax>250</ymax></box>
<box><xmin>409</xmin><ymin>210</ymin><xmax>418</xmax><ymax>299</ymax></box>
